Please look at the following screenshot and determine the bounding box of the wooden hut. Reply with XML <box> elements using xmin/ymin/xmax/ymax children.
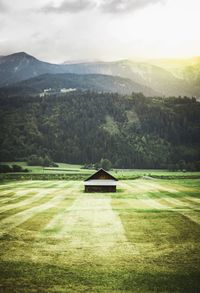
<box><xmin>84</xmin><ymin>168</ymin><xmax>118</xmax><ymax>193</ymax></box>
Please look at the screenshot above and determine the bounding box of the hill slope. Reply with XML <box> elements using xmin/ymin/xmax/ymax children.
<box><xmin>0</xmin><ymin>52</ymin><xmax>67</xmax><ymax>86</ymax></box>
<box><xmin>149</xmin><ymin>57</ymin><xmax>200</xmax><ymax>97</ymax></box>
<box><xmin>0</xmin><ymin>92</ymin><xmax>199</xmax><ymax>169</ymax></box>
<box><xmin>0</xmin><ymin>73</ymin><xmax>157</xmax><ymax>96</ymax></box>
<box><xmin>1</xmin><ymin>52</ymin><xmax>199</xmax><ymax>97</ymax></box>
<box><xmin>62</xmin><ymin>60</ymin><xmax>191</xmax><ymax>96</ymax></box>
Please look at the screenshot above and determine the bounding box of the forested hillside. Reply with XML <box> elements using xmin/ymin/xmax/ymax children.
<box><xmin>0</xmin><ymin>73</ymin><xmax>156</xmax><ymax>96</ymax></box>
<box><xmin>0</xmin><ymin>92</ymin><xmax>199</xmax><ymax>169</ymax></box>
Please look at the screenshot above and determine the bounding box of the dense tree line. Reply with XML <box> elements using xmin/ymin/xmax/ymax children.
<box><xmin>0</xmin><ymin>164</ymin><xmax>29</xmax><ymax>173</ymax></box>
<box><xmin>0</xmin><ymin>91</ymin><xmax>199</xmax><ymax>169</ymax></box>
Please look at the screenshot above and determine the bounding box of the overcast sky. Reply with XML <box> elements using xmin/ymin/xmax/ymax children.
<box><xmin>0</xmin><ymin>0</ymin><xmax>200</xmax><ymax>63</ymax></box>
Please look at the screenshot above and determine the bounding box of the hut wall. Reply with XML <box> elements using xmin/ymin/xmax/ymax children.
<box><xmin>85</xmin><ymin>185</ymin><xmax>116</xmax><ymax>193</ymax></box>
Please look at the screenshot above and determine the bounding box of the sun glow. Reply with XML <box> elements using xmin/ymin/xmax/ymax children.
<box><xmin>103</xmin><ymin>0</ymin><xmax>200</xmax><ymax>59</ymax></box>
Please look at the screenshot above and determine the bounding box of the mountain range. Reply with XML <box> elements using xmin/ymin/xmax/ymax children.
<box><xmin>0</xmin><ymin>52</ymin><xmax>199</xmax><ymax>97</ymax></box>
<box><xmin>1</xmin><ymin>73</ymin><xmax>157</xmax><ymax>96</ymax></box>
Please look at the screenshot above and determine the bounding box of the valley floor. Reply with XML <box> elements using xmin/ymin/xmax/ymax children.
<box><xmin>0</xmin><ymin>179</ymin><xmax>200</xmax><ymax>292</ymax></box>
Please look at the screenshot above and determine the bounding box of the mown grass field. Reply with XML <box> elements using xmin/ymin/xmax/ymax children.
<box><xmin>0</xmin><ymin>179</ymin><xmax>200</xmax><ymax>292</ymax></box>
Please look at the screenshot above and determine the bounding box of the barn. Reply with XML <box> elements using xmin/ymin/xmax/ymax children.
<box><xmin>84</xmin><ymin>168</ymin><xmax>118</xmax><ymax>193</ymax></box>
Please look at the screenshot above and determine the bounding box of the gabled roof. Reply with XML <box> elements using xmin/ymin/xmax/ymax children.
<box><xmin>84</xmin><ymin>168</ymin><xmax>118</xmax><ymax>181</ymax></box>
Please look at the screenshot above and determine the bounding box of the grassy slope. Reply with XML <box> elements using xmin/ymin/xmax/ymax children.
<box><xmin>0</xmin><ymin>179</ymin><xmax>200</xmax><ymax>292</ymax></box>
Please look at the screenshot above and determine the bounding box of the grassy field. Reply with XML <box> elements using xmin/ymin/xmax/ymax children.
<box><xmin>2</xmin><ymin>162</ymin><xmax>200</xmax><ymax>176</ymax></box>
<box><xmin>0</xmin><ymin>179</ymin><xmax>200</xmax><ymax>292</ymax></box>
<box><xmin>0</xmin><ymin>162</ymin><xmax>92</xmax><ymax>174</ymax></box>
<box><xmin>1</xmin><ymin>162</ymin><xmax>200</xmax><ymax>182</ymax></box>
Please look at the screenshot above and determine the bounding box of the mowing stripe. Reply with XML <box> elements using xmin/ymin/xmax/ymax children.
<box><xmin>0</xmin><ymin>189</ymin><xmax>38</xmax><ymax>205</ymax></box>
<box><xmin>0</xmin><ymin>189</ymin><xmax>54</xmax><ymax>214</ymax></box>
<box><xmin>0</xmin><ymin>190</ymin><xmax>16</xmax><ymax>196</ymax></box>
<box><xmin>0</xmin><ymin>181</ymin><xmax>35</xmax><ymax>189</ymax></box>
<box><xmin>41</xmin><ymin>183</ymin><xmax>81</xmax><ymax>235</ymax></box>
<box><xmin>176</xmin><ymin>196</ymin><xmax>200</xmax><ymax>209</ymax></box>
<box><xmin>41</xmin><ymin>194</ymin><xmax>138</xmax><ymax>256</ymax></box>
<box><xmin>125</xmin><ymin>180</ymin><xmax>180</xmax><ymax>197</ymax></box>
<box><xmin>125</xmin><ymin>180</ymin><xmax>197</xmax><ymax>210</ymax></box>
<box><xmin>120</xmin><ymin>181</ymin><xmax>196</xmax><ymax>211</ymax></box>
<box><xmin>180</xmin><ymin>211</ymin><xmax>200</xmax><ymax>225</ymax></box>
<box><xmin>0</xmin><ymin>192</ymin><xmax>67</xmax><ymax>236</ymax></box>
<box><xmin>0</xmin><ymin>181</ymin><xmax>78</xmax><ymax>235</ymax></box>
<box><xmin>142</xmin><ymin>181</ymin><xmax>179</xmax><ymax>193</ymax></box>
<box><xmin>160</xmin><ymin>195</ymin><xmax>190</xmax><ymax>208</ymax></box>
<box><xmin>185</xmin><ymin>196</ymin><xmax>200</xmax><ymax>204</ymax></box>
<box><xmin>121</xmin><ymin>181</ymin><xmax>169</xmax><ymax>209</ymax></box>
<box><xmin>138</xmin><ymin>194</ymin><xmax>168</xmax><ymax>209</ymax></box>
<box><xmin>0</xmin><ymin>191</ymin><xmax>16</xmax><ymax>203</ymax></box>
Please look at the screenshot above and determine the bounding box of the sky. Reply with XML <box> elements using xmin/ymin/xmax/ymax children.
<box><xmin>0</xmin><ymin>0</ymin><xmax>200</xmax><ymax>63</ymax></box>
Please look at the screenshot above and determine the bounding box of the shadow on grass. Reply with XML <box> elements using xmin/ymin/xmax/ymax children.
<box><xmin>0</xmin><ymin>260</ymin><xmax>200</xmax><ymax>292</ymax></box>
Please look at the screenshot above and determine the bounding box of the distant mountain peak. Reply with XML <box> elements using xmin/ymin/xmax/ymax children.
<box><xmin>7</xmin><ymin>52</ymin><xmax>37</xmax><ymax>60</ymax></box>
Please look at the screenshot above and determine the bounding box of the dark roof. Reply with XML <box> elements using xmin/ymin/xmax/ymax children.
<box><xmin>85</xmin><ymin>168</ymin><xmax>118</xmax><ymax>181</ymax></box>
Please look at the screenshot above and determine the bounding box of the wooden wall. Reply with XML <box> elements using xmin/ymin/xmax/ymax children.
<box><xmin>85</xmin><ymin>185</ymin><xmax>116</xmax><ymax>193</ymax></box>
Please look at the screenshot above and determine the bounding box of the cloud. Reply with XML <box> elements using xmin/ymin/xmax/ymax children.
<box><xmin>100</xmin><ymin>0</ymin><xmax>165</xmax><ymax>14</ymax></box>
<box><xmin>42</xmin><ymin>0</ymin><xmax>94</xmax><ymax>13</ymax></box>
<box><xmin>0</xmin><ymin>0</ymin><xmax>7</xmax><ymax>13</ymax></box>
<box><xmin>41</xmin><ymin>0</ymin><xmax>165</xmax><ymax>14</ymax></box>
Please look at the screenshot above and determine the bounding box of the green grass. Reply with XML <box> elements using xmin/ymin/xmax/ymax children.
<box><xmin>1</xmin><ymin>162</ymin><xmax>200</xmax><ymax>182</ymax></box>
<box><xmin>0</xmin><ymin>179</ymin><xmax>200</xmax><ymax>292</ymax></box>
<box><xmin>1</xmin><ymin>162</ymin><xmax>200</xmax><ymax>176</ymax></box>
<box><xmin>0</xmin><ymin>162</ymin><xmax>92</xmax><ymax>174</ymax></box>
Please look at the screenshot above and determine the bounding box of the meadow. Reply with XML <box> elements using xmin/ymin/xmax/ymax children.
<box><xmin>0</xmin><ymin>177</ymin><xmax>200</xmax><ymax>292</ymax></box>
<box><xmin>1</xmin><ymin>162</ymin><xmax>200</xmax><ymax>181</ymax></box>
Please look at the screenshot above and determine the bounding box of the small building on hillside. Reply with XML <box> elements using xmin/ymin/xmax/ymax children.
<box><xmin>84</xmin><ymin>168</ymin><xmax>118</xmax><ymax>193</ymax></box>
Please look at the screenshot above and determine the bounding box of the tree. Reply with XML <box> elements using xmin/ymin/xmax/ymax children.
<box><xmin>42</xmin><ymin>155</ymin><xmax>52</xmax><ymax>167</ymax></box>
<box><xmin>0</xmin><ymin>92</ymin><xmax>199</xmax><ymax>169</ymax></box>
<box><xmin>0</xmin><ymin>165</ymin><xmax>12</xmax><ymax>173</ymax></box>
<box><xmin>94</xmin><ymin>162</ymin><xmax>101</xmax><ymax>170</ymax></box>
<box><xmin>100</xmin><ymin>158</ymin><xmax>112</xmax><ymax>171</ymax></box>
<box><xmin>27</xmin><ymin>155</ymin><xmax>44</xmax><ymax>166</ymax></box>
<box><xmin>12</xmin><ymin>164</ymin><xmax>23</xmax><ymax>172</ymax></box>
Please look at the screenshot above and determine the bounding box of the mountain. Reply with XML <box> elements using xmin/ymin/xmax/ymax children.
<box><xmin>0</xmin><ymin>52</ymin><xmax>156</xmax><ymax>96</ymax></box>
<box><xmin>0</xmin><ymin>73</ymin><xmax>157</xmax><ymax>96</ymax></box>
<box><xmin>148</xmin><ymin>57</ymin><xmax>200</xmax><ymax>78</ymax></box>
<box><xmin>182</xmin><ymin>58</ymin><xmax>200</xmax><ymax>89</ymax></box>
<box><xmin>149</xmin><ymin>57</ymin><xmax>200</xmax><ymax>96</ymax></box>
<box><xmin>0</xmin><ymin>52</ymin><xmax>199</xmax><ymax>97</ymax></box>
<box><xmin>61</xmin><ymin>60</ymin><xmax>191</xmax><ymax>96</ymax></box>
<box><xmin>0</xmin><ymin>52</ymin><xmax>66</xmax><ymax>86</ymax></box>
